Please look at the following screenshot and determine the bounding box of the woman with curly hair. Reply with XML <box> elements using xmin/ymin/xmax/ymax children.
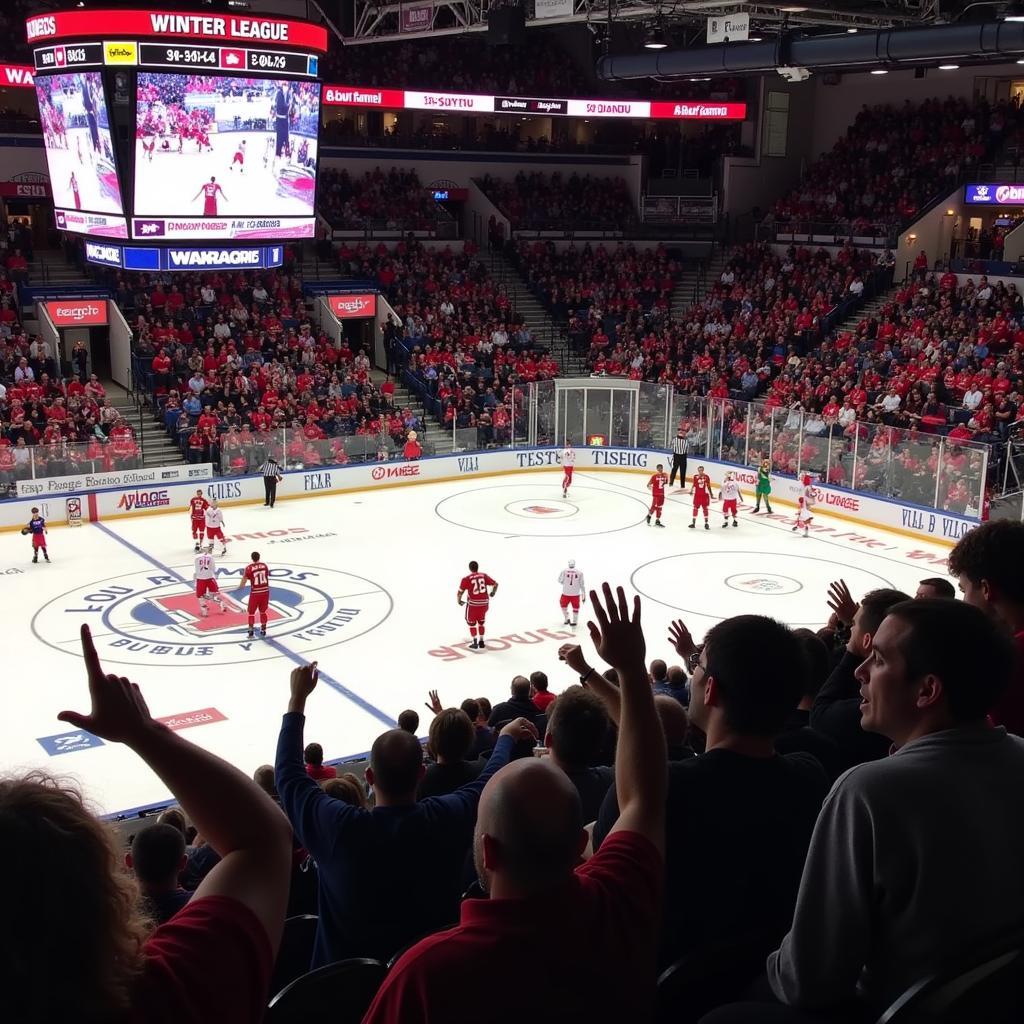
<box><xmin>1</xmin><ymin>624</ymin><xmax>295</xmax><ymax>1023</ymax></box>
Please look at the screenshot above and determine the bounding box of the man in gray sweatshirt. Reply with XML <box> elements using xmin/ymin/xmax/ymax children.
<box><xmin>703</xmin><ymin>597</ymin><xmax>1023</xmax><ymax>1023</ymax></box>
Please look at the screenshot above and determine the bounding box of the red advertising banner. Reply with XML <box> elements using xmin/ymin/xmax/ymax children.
<box><xmin>401</xmin><ymin>3</ymin><xmax>434</xmax><ymax>33</ymax></box>
<box><xmin>323</xmin><ymin>85</ymin><xmax>407</xmax><ymax>108</ymax></box>
<box><xmin>44</xmin><ymin>300</ymin><xmax>109</xmax><ymax>327</ymax></box>
<box><xmin>328</xmin><ymin>293</ymin><xmax>377</xmax><ymax>319</ymax></box>
<box><xmin>650</xmin><ymin>100</ymin><xmax>747</xmax><ymax>120</ymax></box>
<box><xmin>0</xmin><ymin>63</ymin><xmax>34</xmax><ymax>88</ymax></box>
<box><xmin>0</xmin><ymin>181</ymin><xmax>50</xmax><ymax>198</ymax></box>
<box><xmin>156</xmin><ymin>707</ymin><xmax>227</xmax><ymax>731</ymax></box>
<box><xmin>319</xmin><ymin>83</ymin><xmax>748</xmax><ymax>122</ymax></box>
<box><xmin>26</xmin><ymin>10</ymin><xmax>328</xmax><ymax>51</ymax></box>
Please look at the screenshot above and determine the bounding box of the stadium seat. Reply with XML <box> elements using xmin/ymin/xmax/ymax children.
<box><xmin>268</xmin><ymin>914</ymin><xmax>319</xmax><ymax>999</ymax></box>
<box><xmin>266</xmin><ymin>957</ymin><xmax>388</xmax><ymax>1024</ymax></box>
<box><xmin>656</xmin><ymin>928</ymin><xmax>780</xmax><ymax>1024</ymax></box>
<box><xmin>875</xmin><ymin>930</ymin><xmax>1024</xmax><ymax>1024</ymax></box>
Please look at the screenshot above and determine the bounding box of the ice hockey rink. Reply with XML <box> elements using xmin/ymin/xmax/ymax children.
<box><xmin>44</xmin><ymin>125</ymin><xmax>125</xmax><ymax>214</ymax></box>
<box><xmin>0</xmin><ymin>469</ymin><xmax>955</xmax><ymax>817</ymax></box>
<box><xmin>133</xmin><ymin>132</ymin><xmax>317</xmax><ymax>218</ymax></box>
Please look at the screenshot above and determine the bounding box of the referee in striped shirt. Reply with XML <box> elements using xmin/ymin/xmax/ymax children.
<box><xmin>669</xmin><ymin>428</ymin><xmax>689</xmax><ymax>488</ymax></box>
<box><xmin>260</xmin><ymin>455</ymin><xmax>283</xmax><ymax>508</ymax></box>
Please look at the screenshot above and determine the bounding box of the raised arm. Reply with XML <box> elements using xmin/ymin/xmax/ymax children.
<box><xmin>558</xmin><ymin>642</ymin><xmax>621</xmax><ymax>725</ymax></box>
<box><xmin>587</xmin><ymin>584</ymin><xmax>666</xmax><ymax>854</ymax></box>
<box><xmin>60</xmin><ymin>624</ymin><xmax>292</xmax><ymax>954</ymax></box>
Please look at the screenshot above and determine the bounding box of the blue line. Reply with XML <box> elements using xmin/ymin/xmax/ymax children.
<box><xmin>91</xmin><ymin>522</ymin><xmax>397</xmax><ymax>729</ymax></box>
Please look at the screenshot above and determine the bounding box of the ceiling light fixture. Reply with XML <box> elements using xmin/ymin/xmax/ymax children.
<box><xmin>778</xmin><ymin>5</ymin><xmax>809</xmax><ymax>11</ymax></box>
<box><xmin>938</xmin><ymin>63</ymin><xmax>960</xmax><ymax>70</ymax></box>
<box><xmin>1004</xmin><ymin>2</ymin><xmax>1024</xmax><ymax>22</ymax></box>
<box><xmin>870</xmin><ymin>68</ymin><xmax>889</xmax><ymax>74</ymax></box>
<box><xmin>644</xmin><ymin>26</ymin><xmax>669</xmax><ymax>49</ymax></box>
<box><xmin>847</xmin><ymin>27</ymin><xmax>859</xmax><ymax>33</ymax></box>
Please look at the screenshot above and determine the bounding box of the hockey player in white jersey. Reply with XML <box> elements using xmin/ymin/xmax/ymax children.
<box><xmin>203</xmin><ymin>498</ymin><xmax>228</xmax><ymax>556</ymax></box>
<box><xmin>194</xmin><ymin>544</ymin><xmax>225</xmax><ymax>617</ymax></box>
<box><xmin>558</xmin><ymin>559</ymin><xmax>585</xmax><ymax>626</ymax></box>
<box><xmin>561</xmin><ymin>440</ymin><xmax>576</xmax><ymax>498</ymax></box>
<box><xmin>719</xmin><ymin>471</ymin><xmax>741</xmax><ymax>527</ymax></box>
<box><xmin>793</xmin><ymin>474</ymin><xmax>816</xmax><ymax>536</ymax></box>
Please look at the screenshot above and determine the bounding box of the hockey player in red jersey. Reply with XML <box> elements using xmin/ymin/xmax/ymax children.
<box><xmin>457</xmin><ymin>560</ymin><xmax>498</xmax><ymax>650</ymax></box>
<box><xmin>689</xmin><ymin>465</ymin><xmax>712</xmax><ymax>530</ymax></box>
<box><xmin>238</xmin><ymin>550</ymin><xmax>271</xmax><ymax>639</ymax></box>
<box><xmin>189</xmin><ymin>489</ymin><xmax>209</xmax><ymax>552</ymax></box>
<box><xmin>646</xmin><ymin>463</ymin><xmax>669</xmax><ymax>527</ymax></box>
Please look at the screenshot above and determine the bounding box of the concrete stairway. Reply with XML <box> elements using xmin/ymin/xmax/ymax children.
<box><xmin>831</xmin><ymin>283</ymin><xmax>897</xmax><ymax>336</ymax></box>
<box><xmin>670</xmin><ymin>250</ymin><xmax>726</xmax><ymax>321</ymax></box>
<box><xmin>109</xmin><ymin>392</ymin><xmax>186</xmax><ymax>468</ymax></box>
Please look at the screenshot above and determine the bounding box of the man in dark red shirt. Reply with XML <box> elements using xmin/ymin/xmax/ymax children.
<box><xmin>948</xmin><ymin>520</ymin><xmax>1024</xmax><ymax>736</ymax></box>
<box><xmin>364</xmin><ymin>583</ymin><xmax>666</xmax><ymax>1024</ymax></box>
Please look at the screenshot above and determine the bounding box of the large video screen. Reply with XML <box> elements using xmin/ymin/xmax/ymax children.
<box><xmin>35</xmin><ymin>72</ymin><xmax>126</xmax><ymax>234</ymax></box>
<box><xmin>133</xmin><ymin>73</ymin><xmax>320</xmax><ymax>240</ymax></box>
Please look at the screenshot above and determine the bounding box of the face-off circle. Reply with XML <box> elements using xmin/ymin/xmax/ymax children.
<box><xmin>631</xmin><ymin>551</ymin><xmax>896</xmax><ymax>626</ymax></box>
<box><xmin>435</xmin><ymin>483</ymin><xmax>649</xmax><ymax>537</ymax></box>
<box><xmin>724</xmin><ymin>573</ymin><xmax>803</xmax><ymax>596</ymax></box>
<box><xmin>33</xmin><ymin>562</ymin><xmax>392</xmax><ymax>667</ymax></box>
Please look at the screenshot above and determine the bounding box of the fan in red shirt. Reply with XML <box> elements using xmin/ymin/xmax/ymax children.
<box><xmin>457</xmin><ymin>560</ymin><xmax>498</xmax><ymax>650</ymax></box>
<box><xmin>689</xmin><ymin>466</ymin><xmax>713</xmax><ymax>530</ymax></box>
<box><xmin>189</xmin><ymin>490</ymin><xmax>209</xmax><ymax>552</ymax></box>
<box><xmin>237</xmin><ymin>551</ymin><xmax>271</xmax><ymax>639</ymax></box>
<box><xmin>646</xmin><ymin>463</ymin><xmax>669</xmax><ymax>527</ymax></box>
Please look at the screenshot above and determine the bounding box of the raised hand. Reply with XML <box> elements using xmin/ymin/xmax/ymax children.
<box><xmin>289</xmin><ymin>661</ymin><xmax>319</xmax><ymax>709</ymax></box>
<box><xmin>558</xmin><ymin>642</ymin><xmax>592</xmax><ymax>677</ymax></box>
<box><xmin>58</xmin><ymin>624</ymin><xmax>156</xmax><ymax>745</ymax></box>
<box><xmin>424</xmin><ymin>689</ymin><xmax>443</xmax><ymax>715</ymax></box>
<box><xmin>826</xmin><ymin>579</ymin><xmax>858</xmax><ymax>626</ymax></box>
<box><xmin>667</xmin><ymin>618</ymin><xmax>697</xmax><ymax>659</ymax></box>
<box><xmin>499</xmin><ymin>717</ymin><xmax>539</xmax><ymax>743</ymax></box>
<box><xmin>587</xmin><ymin>583</ymin><xmax>646</xmax><ymax>672</ymax></box>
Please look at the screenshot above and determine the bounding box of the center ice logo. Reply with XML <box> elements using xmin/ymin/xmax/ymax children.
<box><xmin>724</xmin><ymin>573</ymin><xmax>802</xmax><ymax>596</ymax></box>
<box><xmin>33</xmin><ymin>563</ymin><xmax>393</xmax><ymax>667</ymax></box>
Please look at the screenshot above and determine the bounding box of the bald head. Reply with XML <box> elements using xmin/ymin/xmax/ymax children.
<box><xmin>474</xmin><ymin>759</ymin><xmax>586</xmax><ymax>897</ymax></box>
<box><xmin>654</xmin><ymin>695</ymin><xmax>689</xmax><ymax>748</ymax></box>
<box><xmin>368</xmin><ymin>729</ymin><xmax>424</xmax><ymax>801</ymax></box>
<box><xmin>511</xmin><ymin>675</ymin><xmax>531</xmax><ymax>700</ymax></box>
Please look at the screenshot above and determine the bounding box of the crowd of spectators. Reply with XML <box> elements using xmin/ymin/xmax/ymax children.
<box><xmin>505</xmin><ymin>237</ymin><xmax>996</xmax><ymax>513</ymax></box>
<box><xmin>13</xmin><ymin>522</ymin><xmax>1024</xmax><ymax>1023</ymax></box>
<box><xmin>320</xmin><ymin>34</ymin><xmax>590</xmax><ymax>99</ymax></box>
<box><xmin>478</xmin><ymin>172</ymin><xmax>638</xmax><ymax>231</ymax></box>
<box><xmin>318</xmin><ymin>167</ymin><xmax>443</xmax><ymax>230</ymax></box>
<box><xmin>337</xmin><ymin>237</ymin><xmax>560</xmax><ymax>437</ymax></box>
<box><xmin>106</xmin><ymin>255</ymin><xmax>424</xmax><ymax>472</ymax></box>
<box><xmin>0</xmin><ymin>227</ymin><xmax>143</xmax><ymax>493</ymax></box>
<box><xmin>769</xmin><ymin>96</ymin><xmax>1024</xmax><ymax>232</ymax></box>
<box><xmin>513</xmin><ymin>239</ymin><xmax>679</xmax><ymax>322</ymax></box>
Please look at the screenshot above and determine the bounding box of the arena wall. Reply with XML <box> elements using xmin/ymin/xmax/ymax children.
<box><xmin>0</xmin><ymin>447</ymin><xmax>977</xmax><ymax>546</ymax></box>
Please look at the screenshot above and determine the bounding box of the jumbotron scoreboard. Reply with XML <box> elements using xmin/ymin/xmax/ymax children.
<box><xmin>26</xmin><ymin>7</ymin><xmax>327</xmax><ymax>250</ymax></box>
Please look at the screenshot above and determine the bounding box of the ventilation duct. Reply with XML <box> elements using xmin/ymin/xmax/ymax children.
<box><xmin>597</xmin><ymin>20</ymin><xmax>1024</xmax><ymax>80</ymax></box>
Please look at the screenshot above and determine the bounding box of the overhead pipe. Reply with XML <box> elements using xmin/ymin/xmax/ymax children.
<box><xmin>597</xmin><ymin>20</ymin><xmax>1024</xmax><ymax>79</ymax></box>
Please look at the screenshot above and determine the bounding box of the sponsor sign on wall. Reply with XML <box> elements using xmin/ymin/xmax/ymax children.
<box><xmin>964</xmin><ymin>183</ymin><xmax>1024</xmax><ymax>205</ymax></box>
<box><xmin>43</xmin><ymin>299</ymin><xmax>108</xmax><ymax>327</ymax></box>
<box><xmin>16</xmin><ymin>463</ymin><xmax>213</xmax><ymax>498</ymax></box>
<box><xmin>0</xmin><ymin>449</ymin><xmax>977</xmax><ymax>546</ymax></box>
<box><xmin>328</xmin><ymin>293</ymin><xmax>377</xmax><ymax>319</ymax></box>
